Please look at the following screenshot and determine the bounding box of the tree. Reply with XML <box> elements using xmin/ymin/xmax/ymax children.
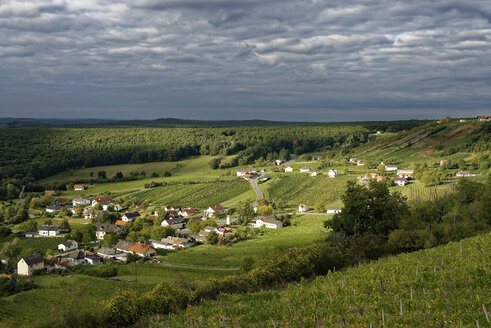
<box><xmin>377</xmin><ymin>164</ymin><xmax>386</xmax><ymax>176</ymax></box>
<box><xmin>206</xmin><ymin>231</ymin><xmax>219</xmax><ymax>245</ymax></box>
<box><xmin>257</xmin><ymin>205</ymin><xmax>273</xmax><ymax>217</ymax></box>
<box><xmin>0</xmin><ymin>238</ymin><xmax>22</xmax><ymax>272</ymax></box>
<box><xmin>103</xmin><ymin>233</ymin><xmax>119</xmax><ymax>248</ymax></box>
<box><xmin>315</xmin><ymin>203</ymin><xmax>326</xmax><ymax>213</ymax></box>
<box><xmin>239</xmin><ymin>256</ymin><xmax>255</xmax><ymax>273</ymax></box>
<box><xmin>98</xmin><ymin>171</ymin><xmax>107</xmax><ymax>181</ymax></box>
<box><xmin>60</xmin><ymin>218</ymin><xmax>71</xmax><ymax>233</ymax></box>
<box><xmin>18</xmin><ymin>220</ymin><xmax>37</xmax><ymax>233</ymax></box>
<box><xmin>93</xmin><ymin>203</ymin><xmax>102</xmax><ymax>210</ymax></box>
<box><xmin>237</xmin><ymin>201</ymin><xmax>254</xmax><ymax>221</ymax></box>
<box><xmin>325</xmin><ymin>180</ymin><xmax>408</xmax><ymax>241</ymax></box>
<box><xmin>114</xmin><ymin>172</ymin><xmax>124</xmax><ymax>180</ymax></box>
<box><xmin>150</xmin><ymin>226</ymin><xmax>175</xmax><ymax>240</ymax></box>
<box><xmin>209</xmin><ymin>158</ymin><xmax>221</xmax><ymax>170</ymax></box>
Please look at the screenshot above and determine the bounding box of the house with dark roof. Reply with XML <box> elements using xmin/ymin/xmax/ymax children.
<box><xmin>97</xmin><ymin>247</ymin><xmax>127</xmax><ymax>261</ymax></box>
<box><xmin>95</xmin><ymin>223</ymin><xmax>121</xmax><ymax>240</ymax></box>
<box><xmin>58</xmin><ymin>239</ymin><xmax>78</xmax><ymax>252</ymax></box>
<box><xmin>17</xmin><ymin>253</ymin><xmax>44</xmax><ymax>276</ymax></box>
<box><xmin>122</xmin><ymin>211</ymin><xmax>140</xmax><ymax>222</ymax></box>
<box><xmin>115</xmin><ymin>240</ymin><xmax>133</xmax><ymax>253</ymax></box>
<box><xmin>326</xmin><ymin>207</ymin><xmax>342</xmax><ymax>214</ymax></box>
<box><xmin>299</xmin><ymin>166</ymin><xmax>313</xmax><ymax>173</ymax></box>
<box><xmin>38</xmin><ymin>225</ymin><xmax>61</xmax><ymax>237</ymax></box>
<box><xmin>161</xmin><ymin>217</ymin><xmax>186</xmax><ymax>229</ymax></box>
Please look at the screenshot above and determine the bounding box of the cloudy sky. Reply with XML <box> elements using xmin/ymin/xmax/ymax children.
<box><xmin>0</xmin><ymin>0</ymin><xmax>490</xmax><ymax>121</ymax></box>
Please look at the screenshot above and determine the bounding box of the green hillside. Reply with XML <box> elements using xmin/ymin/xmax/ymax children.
<box><xmin>352</xmin><ymin>120</ymin><xmax>490</xmax><ymax>165</ymax></box>
<box><xmin>150</xmin><ymin>233</ymin><xmax>491</xmax><ymax>327</ymax></box>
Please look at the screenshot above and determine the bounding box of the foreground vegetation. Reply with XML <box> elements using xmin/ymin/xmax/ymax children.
<box><xmin>151</xmin><ymin>232</ymin><xmax>491</xmax><ymax>327</ymax></box>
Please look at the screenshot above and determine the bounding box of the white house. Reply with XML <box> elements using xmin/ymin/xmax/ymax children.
<box><xmin>72</xmin><ymin>198</ymin><xmax>91</xmax><ymax>206</ymax></box>
<box><xmin>251</xmin><ymin>216</ymin><xmax>282</xmax><ymax>229</ymax></box>
<box><xmin>275</xmin><ymin>159</ymin><xmax>285</xmax><ymax>166</ymax></box>
<box><xmin>73</xmin><ymin>185</ymin><xmax>85</xmax><ymax>191</ymax></box>
<box><xmin>161</xmin><ymin>217</ymin><xmax>186</xmax><ymax>229</ymax></box>
<box><xmin>397</xmin><ymin>170</ymin><xmax>414</xmax><ymax>179</ymax></box>
<box><xmin>385</xmin><ymin>165</ymin><xmax>398</xmax><ymax>171</ymax></box>
<box><xmin>121</xmin><ymin>211</ymin><xmax>140</xmax><ymax>222</ymax></box>
<box><xmin>66</xmin><ymin>250</ymin><xmax>86</xmax><ymax>266</ymax></box>
<box><xmin>326</xmin><ymin>207</ymin><xmax>342</xmax><ymax>214</ymax></box>
<box><xmin>284</xmin><ymin>166</ymin><xmax>293</xmax><ymax>173</ymax></box>
<box><xmin>236</xmin><ymin>168</ymin><xmax>257</xmax><ymax>177</ymax></box>
<box><xmin>328</xmin><ymin>169</ymin><xmax>338</xmax><ymax>178</ymax></box>
<box><xmin>357</xmin><ymin>160</ymin><xmax>364</xmax><ymax>166</ymax></box>
<box><xmin>58</xmin><ymin>239</ymin><xmax>78</xmax><ymax>252</ymax></box>
<box><xmin>204</xmin><ymin>204</ymin><xmax>227</xmax><ymax>218</ymax></box>
<box><xmin>300</xmin><ymin>166</ymin><xmax>313</xmax><ymax>173</ymax></box>
<box><xmin>456</xmin><ymin>171</ymin><xmax>476</xmax><ymax>177</ymax></box>
<box><xmin>94</xmin><ymin>223</ymin><xmax>121</xmax><ymax>240</ymax></box>
<box><xmin>179</xmin><ymin>208</ymin><xmax>198</xmax><ymax>217</ymax></box>
<box><xmin>17</xmin><ymin>254</ymin><xmax>44</xmax><ymax>276</ymax></box>
<box><xmin>298</xmin><ymin>204</ymin><xmax>309</xmax><ymax>212</ymax></box>
<box><xmin>311</xmin><ymin>171</ymin><xmax>318</xmax><ymax>177</ymax></box>
<box><xmin>393</xmin><ymin>177</ymin><xmax>407</xmax><ymax>186</ymax></box>
<box><xmin>38</xmin><ymin>225</ymin><xmax>61</xmax><ymax>237</ymax></box>
<box><xmin>477</xmin><ymin>115</ymin><xmax>490</xmax><ymax>122</ymax></box>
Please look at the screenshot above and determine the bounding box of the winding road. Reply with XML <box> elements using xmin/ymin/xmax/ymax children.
<box><xmin>251</xmin><ymin>154</ymin><xmax>296</xmax><ymax>207</ymax></box>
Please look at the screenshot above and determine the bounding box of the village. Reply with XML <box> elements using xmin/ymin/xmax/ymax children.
<box><xmin>12</xmin><ymin>149</ymin><xmax>481</xmax><ymax>278</ymax></box>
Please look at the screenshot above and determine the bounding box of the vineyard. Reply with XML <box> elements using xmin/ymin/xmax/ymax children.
<box><xmin>265</xmin><ymin>174</ymin><xmax>350</xmax><ymax>207</ymax></box>
<box><xmin>0</xmin><ymin>236</ymin><xmax>63</xmax><ymax>255</ymax></box>
<box><xmin>130</xmin><ymin>178</ymin><xmax>250</xmax><ymax>208</ymax></box>
<box><xmin>0</xmin><ymin>275</ymin><xmax>154</xmax><ymax>326</ymax></box>
<box><xmin>150</xmin><ymin>233</ymin><xmax>491</xmax><ymax>327</ymax></box>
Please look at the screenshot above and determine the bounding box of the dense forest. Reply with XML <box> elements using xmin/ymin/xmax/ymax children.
<box><xmin>1</xmin><ymin>118</ymin><xmax>430</xmax><ymax>130</ymax></box>
<box><xmin>0</xmin><ymin>125</ymin><xmax>370</xmax><ymax>198</ymax></box>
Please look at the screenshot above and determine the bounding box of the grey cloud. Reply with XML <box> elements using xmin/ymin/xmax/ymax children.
<box><xmin>0</xmin><ymin>0</ymin><xmax>490</xmax><ymax>120</ymax></box>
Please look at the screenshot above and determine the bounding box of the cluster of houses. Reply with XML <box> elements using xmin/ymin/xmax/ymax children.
<box><xmin>348</xmin><ymin>158</ymin><xmax>364</xmax><ymax>166</ymax></box>
<box><xmin>436</xmin><ymin>116</ymin><xmax>490</xmax><ymax>123</ymax></box>
<box><xmin>237</xmin><ymin>168</ymin><xmax>258</xmax><ymax>180</ymax></box>
<box><xmin>298</xmin><ymin>204</ymin><xmax>342</xmax><ymax>214</ymax></box>
<box><xmin>283</xmin><ymin>166</ymin><xmax>338</xmax><ymax>178</ymax></box>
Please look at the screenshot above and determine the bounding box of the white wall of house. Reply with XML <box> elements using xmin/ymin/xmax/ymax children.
<box><xmin>17</xmin><ymin>259</ymin><xmax>44</xmax><ymax>276</ymax></box>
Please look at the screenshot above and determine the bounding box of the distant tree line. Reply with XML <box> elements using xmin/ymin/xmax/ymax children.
<box><xmin>0</xmin><ymin>125</ymin><xmax>370</xmax><ymax>200</ymax></box>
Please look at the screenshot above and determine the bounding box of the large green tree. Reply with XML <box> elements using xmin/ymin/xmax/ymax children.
<box><xmin>325</xmin><ymin>180</ymin><xmax>408</xmax><ymax>241</ymax></box>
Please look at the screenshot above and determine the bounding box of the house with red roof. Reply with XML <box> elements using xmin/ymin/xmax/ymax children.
<box><xmin>204</xmin><ymin>204</ymin><xmax>228</xmax><ymax>218</ymax></box>
<box><xmin>127</xmin><ymin>242</ymin><xmax>156</xmax><ymax>258</ymax></box>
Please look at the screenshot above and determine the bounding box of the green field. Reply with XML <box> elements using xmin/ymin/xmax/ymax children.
<box><xmin>150</xmin><ymin>232</ymin><xmax>491</xmax><ymax>327</ymax></box>
<box><xmin>159</xmin><ymin>214</ymin><xmax>329</xmax><ymax>269</ymax></box>
<box><xmin>41</xmin><ymin>155</ymin><xmax>232</xmax><ymax>184</ymax></box>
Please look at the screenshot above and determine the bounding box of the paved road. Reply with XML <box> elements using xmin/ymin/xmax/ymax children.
<box><xmin>251</xmin><ymin>172</ymin><xmax>268</xmax><ymax>208</ymax></box>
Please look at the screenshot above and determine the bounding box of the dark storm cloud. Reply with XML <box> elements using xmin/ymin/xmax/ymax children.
<box><xmin>0</xmin><ymin>0</ymin><xmax>490</xmax><ymax>120</ymax></box>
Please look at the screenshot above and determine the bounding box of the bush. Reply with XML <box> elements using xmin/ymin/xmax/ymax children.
<box><xmin>75</xmin><ymin>265</ymin><xmax>118</xmax><ymax>278</ymax></box>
